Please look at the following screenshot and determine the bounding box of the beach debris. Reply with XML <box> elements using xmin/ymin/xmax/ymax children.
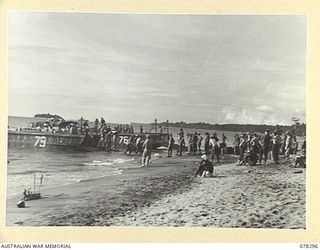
<box><xmin>244</xmin><ymin>170</ymin><xmax>254</xmax><ymax>174</ymax></box>
<box><xmin>294</xmin><ymin>170</ymin><xmax>303</xmax><ymax>174</ymax></box>
<box><xmin>153</xmin><ymin>153</ymin><xmax>161</xmax><ymax>158</ymax></box>
<box><xmin>16</xmin><ymin>200</ymin><xmax>25</xmax><ymax>208</ymax></box>
<box><xmin>241</xmin><ymin>220</ymin><xmax>248</xmax><ymax>227</ymax></box>
<box><xmin>14</xmin><ymin>221</ymin><xmax>24</xmax><ymax>225</ymax></box>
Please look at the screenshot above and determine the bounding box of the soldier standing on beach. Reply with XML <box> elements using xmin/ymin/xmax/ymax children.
<box><xmin>220</xmin><ymin>133</ymin><xmax>227</xmax><ymax>155</ymax></box>
<box><xmin>135</xmin><ymin>136</ymin><xmax>143</xmax><ymax>154</ymax></box>
<box><xmin>187</xmin><ymin>133</ymin><xmax>192</xmax><ymax>155</ymax></box>
<box><xmin>112</xmin><ymin>130</ymin><xmax>119</xmax><ymax>151</ymax></box>
<box><xmin>238</xmin><ymin>134</ymin><xmax>247</xmax><ymax>165</ymax></box>
<box><xmin>192</xmin><ymin>132</ymin><xmax>198</xmax><ymax>155</ymax></box>
<box><xmin>197</xmin><ymin>133</ymin><xmax>203</xmax><ymax>154</ymax></box>
<box><xmin>222</xmin><ymin>133</ymin><xmax>227</xmax><ymax>144</ymax></box>
<box><xmin>100</xmin><ymin>117</ymin><xmax>106</xmax><ymax>129</ymax></box>
<box><xmin>105</xmin><ymin>131</ymin><xmax>112</xmax><ymax>152</ymax></box>
<box><xmin>167</xmin><ymin>134</ymin><xmax>175</xmax><ymax>157</ymax></box>
<box><xmin>285</xmin><ymin>131</ymin><xmax>293</xmax><ymax>158</ymax></box>
<box><xmin>94</xmin><ymin>118</ymin><xmax>99</xmax><ymax>134</ymax></box>
<box><xmin>97</xmin><ymin>126</ymin><xmax>107</xmax><ymax>148</ymax></box>
<box><xmin>177</xmin><ymin>129</ymin><xmax>185</xmax><ymax>156</ymax></box>
<box><xmin>259</xmin><ymin>129</ymin><xmax>271</xmax><ymax>164</ymax></box>
<box><xmin>272</xmin><ymin>130</ymin><xmax>281</xmax><ymax>164</ymax></box>
<box><xmin>142</xmin><ymin>135</ymin><xmax>152</xmax><ymax>167</ymax></box>
<box><xmin>209</xmin><ymin>134</ymin><xmax>220</xmax><ymax>163</ymax></box>
<box><xmin>233</xmin><ymin>134</ymin><xmax>240</xmax><ymax>155</ymax></box>
<box><xmin>249</xmin><ymin>133</ymin><xmax>260</xmax><ymax>165</ymax></box>
<box><xmin>178</xmin><ymin>128</ymin><xmax>184</xmax><ymax>138</ymax></box>
<box><xmin>204</xmin><ymin>133</ymin><xmax>210</xmax><ymax>155</ymax></box>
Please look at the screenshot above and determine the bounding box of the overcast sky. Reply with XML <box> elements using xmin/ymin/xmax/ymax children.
<box><xmin>8</xmin><ymin>12</ymin><xmax>306</xmax><ymax>125</ymax></box>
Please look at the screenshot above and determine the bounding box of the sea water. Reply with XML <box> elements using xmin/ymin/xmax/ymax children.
<box><xmin>7</xmin><ymin>148</ymin><xmax>140</xmax><ymax>197</ymax></box>
<box><xmin>6</xmin><ymin>116</ymin><xmax>237</xmax><ymax>197</ymax></box>
<box><xmin>7</xmin><ymin>117</ymin><xmax>144</xmax><ymax>197</ymax></box>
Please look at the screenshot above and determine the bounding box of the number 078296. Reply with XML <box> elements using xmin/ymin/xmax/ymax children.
<box><xmin>300</xmin><ymin>244</ymin><xmax>318</xmax><ymax>249</ymax></box>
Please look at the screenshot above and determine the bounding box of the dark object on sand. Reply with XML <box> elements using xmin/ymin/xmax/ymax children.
<box><xmin>24</xmin><ymin>192</ymin><xmax>41</xmax><ymax>201</ymax></box>
<box><xmin>17</xmin><ymin>200</ymin><xmax>25</xmax><ymax>208</ymax></box>
<box><xmin>23</xmin><ymin>189</ymin><xmax>41</xmax><ymax>201</ymax></box>
<box><xmin>224</xmin><ymin>146</ymin><xmax>234</xmax><ymax>154</ymax></box>
<box><xmin>17</xmin><ymin>174</ymin><xmax>43</xmax><ymax>208</ymax></box>
<box><xmin>294</xmin><ymin>170</ymin><xmax>303</xmax><ymax>174</ymax></box>
<box><xmin>287</xmin><ymin>155</ymin><xmax>306</xmax><ymax>168</ymax></box>
<box><xmin>22</xmin><ymin>173</ymin><xmax>43</xmax><ymax>201</ymax></box>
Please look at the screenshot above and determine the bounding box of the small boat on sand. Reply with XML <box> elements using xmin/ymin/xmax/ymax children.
<box><xmin>17</xmin><ymin>174</ymin><xmax>43</xmax><ymax>208</ymax></box>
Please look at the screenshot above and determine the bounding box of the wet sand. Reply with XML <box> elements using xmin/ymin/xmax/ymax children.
<box><xmin>6</xmin><ymin>153</ymin><xmax>305</xmax><ymax>228</ymax></box>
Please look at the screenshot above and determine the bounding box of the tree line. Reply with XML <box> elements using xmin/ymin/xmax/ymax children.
<box><xmin>158</xmin><ymin>121</ymin><xmax>306</xmax><ymax>136</ymax></box>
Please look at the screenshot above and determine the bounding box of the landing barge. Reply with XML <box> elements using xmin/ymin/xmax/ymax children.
<box><xmin>8</xmin><ymin>130</ymin><xmax>87</xmax><ymax>150</ymax></box>
<box><xmin>8</xmin><ymin>129</ymin><xmax>169</xmax><ymax>151</ymax></box>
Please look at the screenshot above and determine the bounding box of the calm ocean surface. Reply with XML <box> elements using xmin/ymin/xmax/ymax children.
<box><xmin>7</xmin><ymin>116</ymin><xmax>237</xmax><ymax>197</ymax></box>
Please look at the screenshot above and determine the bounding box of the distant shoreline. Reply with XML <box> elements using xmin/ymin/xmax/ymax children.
<box><xmin>8</xmin><ymin>115</ymin><xmax>306</xmax><ymax>135</ymax></box>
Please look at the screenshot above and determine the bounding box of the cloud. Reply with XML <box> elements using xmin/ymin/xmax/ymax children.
<box><xmin>8</xmin><ymin>13</ymin><xmax>306</xmax><ymax>124</ymax></box>
<box><xmin>147</xmin><ymin>93</ymin><xmax>179</xmax><ymax>98</ymax></box>
<box><xmin>256</xmin><ymin>105</ymin><xmax>274</xmax><ymax>112</ymax></box>
<box><xmin>221</xmin><ymin>106</ymin><xmax>284</xmax><ymax>125</ymax></box>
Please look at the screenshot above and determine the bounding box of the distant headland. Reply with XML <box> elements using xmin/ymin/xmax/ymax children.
<box><xmin>34</xmin><ymin>113</ymin><xmax>63</xmax><ymax>119</ymax></box>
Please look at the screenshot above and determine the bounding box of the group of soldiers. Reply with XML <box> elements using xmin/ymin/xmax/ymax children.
<box><xmin>94</xmin><ymin>117</ymin><xmax>138</xmax><ymax>135</ymax></box>
<box><xmin>166</xmin><ymin>129</ymin><xmax>228</xmax><ymax>163</ymax></box>
<box><xmin>233</xmin><ymin>129</ymin><xmax>306</xmax><ymax>166</ymax></box>
<box><xmin>94</xmin><ymin>117</ymin><xmax>152</xmax><ymax>167</ymax></box>
<box><xmin>166</xmin><ymin>128</ymin><xmax>306</xmax><ymax>167</ymax></box>
<box><xmin>95</xmin><ymin>118</ymin><xmax>142</xmax><ymax>152</ymax></box>
<box><xmin>87</xmin><ymin>117</ymin><xmax>307</xmax><ymax>168</ymax></box>
<box><xmin>121</xmin><ymin>134</ymin><xmax>152</xmax><ymax>167</ymax></box>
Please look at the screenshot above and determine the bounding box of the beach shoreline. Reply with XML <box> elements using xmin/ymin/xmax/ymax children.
<box><xmin>6</xmin><ymin>154</ymin><xmax>305</xmax><ymax>228</ymax></box>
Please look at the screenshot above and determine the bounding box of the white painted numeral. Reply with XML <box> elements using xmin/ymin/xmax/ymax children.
<box><xmin>123</xmin><ymin>136</ymin><xmax>129</xmax><ymax>144</ymax></box>
<box><xmin>119</xmin><ymin>136</ymin><xmax>129</xmax><ymax>144</ymax></box>
<box><xmin>34</xmin><ymin>136</ymin><xmax>46</xmax><ymax>148</ymax></box>
<box><xmin>119</xmin><ymin>136</ymin><xmax>124</xmax><ymax>144</ymax></box>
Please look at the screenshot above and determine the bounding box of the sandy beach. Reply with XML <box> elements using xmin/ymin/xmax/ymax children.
<box><xmin>6</xmin><ymin>153</ymin><xmax>305</xmax><ymax>228</ymax></box>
